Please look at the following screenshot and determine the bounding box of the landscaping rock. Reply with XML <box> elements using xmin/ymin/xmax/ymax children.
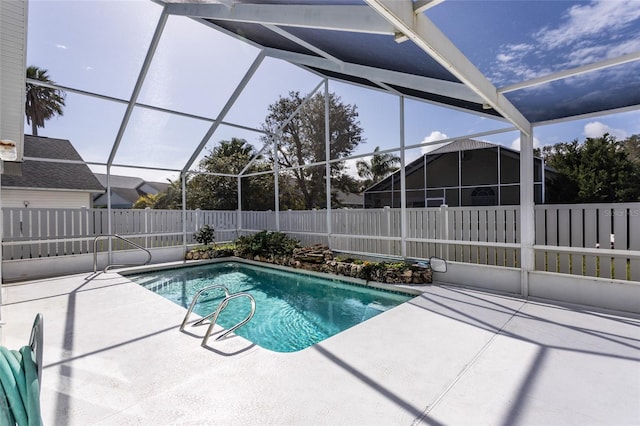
<box><xmin>186</xmin><ymin>244</ymin><xmax>434</xmax><ymax>284</ymax></box>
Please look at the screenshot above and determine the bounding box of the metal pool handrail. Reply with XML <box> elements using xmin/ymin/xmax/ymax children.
<box><xmin>93</xmin><ymin>234</ymin><xmax>152</xmax><ymax>273</ymax></box>
<box><xmin>180</xmin><ymin>284</ymin><xmax>231</xmax><ymax>331</ymax></box>
<box><xmin>202</xmin><ymin>293</ymin><xmax>256</xmax><ymax>347</ymax></box>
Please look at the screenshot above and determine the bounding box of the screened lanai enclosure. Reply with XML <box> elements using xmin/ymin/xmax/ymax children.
<box><xmin>1</xmin><ymin>0</ymin><xmax>640</xmax><ymax>314</ymax></box>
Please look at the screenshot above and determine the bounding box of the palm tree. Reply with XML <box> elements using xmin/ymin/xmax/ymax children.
<box><xmin>356</xmin><ymin>146</ymin><xmax>400</xmax><ymax>188</ymax></box>
<box><xmin>25</xmin><ymin>66</ymin><xmax>66</xmax><ymax>136</ymax></box>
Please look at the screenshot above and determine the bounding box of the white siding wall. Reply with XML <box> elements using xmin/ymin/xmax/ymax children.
<box><xmin>1</xmin><ymin>189</ymin><xmax>93</xmax><ymax>208</ymax></box>
<box><xmin>0</xmin><ymin>0</ymin><xmax>27</xmax><ymax>160</ymax></box>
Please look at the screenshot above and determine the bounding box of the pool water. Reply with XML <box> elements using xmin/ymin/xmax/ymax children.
<box><xmin>127</xmin><ymin>262</ymin><xmax>413</xmax><ymax>352</ymax></box>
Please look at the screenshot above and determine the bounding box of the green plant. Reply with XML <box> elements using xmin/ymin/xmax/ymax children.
<box><xmin>386</xmin><ymin>261</ymin><xmax>410</xmax><ymax>270</ymax></box>
<box><xmin>235</xmin><ymin>231</ymin><xmax>299</xmax><ymax>257</ymax></box>
<box><xmin>194</xmin><ymin>225</ymin><xmax>215</xmax><ymax>245</ymax></box>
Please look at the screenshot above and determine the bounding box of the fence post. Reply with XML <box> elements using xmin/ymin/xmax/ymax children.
<box><xmin>144</xmin><ymin>207</ymin><xmax>150</xmax><ymax>248</ymax></box>
<box><xmin>439</xmin><ymin>204</ymin><xmax>449</xmax><ymax>260</ymax></box>
<box><xmin>385</xmin><ymin>206</ymin><xmax>391</xmax><ymax>255</ymax></box>
<box><xmin>312</xmin><ymin>208</ymin><xmax>317</xmax><ymax>234</ymax></box>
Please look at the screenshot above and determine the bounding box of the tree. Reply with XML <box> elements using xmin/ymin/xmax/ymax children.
<box><xmin>356</xmin><ymin>146</ymin><xmax>400</xmax><ymax>188</ymax></box>
<box><xmin>262</xmin><ymin>91</ymin><xmax>364</xmax><ymax>209</ymax></box>
<box><xmin>132</xmin><ymin>193</ymin><xmax>160</xmax><ymax>209</ymax></box>
<box><xmin>543</xmin><ymin>134</ymin><xmax>640</xmax><ymax>203</ymax></box>
<box><xmin>25</xmin><ymin>66</ymin><xmax>66</xmax><ymax>136</ymax></box>
<box><xmin>189</xmin><ymin>138</ymin><xmax>276</xmax><ymax>210</ymax></box>
<box><xmin>152</xmin><ymin>179</ymin><xmax>185</xmax><ymax>210</ymax></box>
<box><xmin>624</xmin><ymin>134</ymin><xmax>640</xmax><ymax>164</ymax></box>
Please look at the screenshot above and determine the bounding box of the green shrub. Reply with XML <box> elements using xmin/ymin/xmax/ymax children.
<box><xmin>194</xmin><ymin>225</ymin><xmax>215</xmax><ymax>245</ymax></box>
<box><xmin>235</xmin><ymin>231</ymin><xmax>299</xmax><ymax>257</ymax></box>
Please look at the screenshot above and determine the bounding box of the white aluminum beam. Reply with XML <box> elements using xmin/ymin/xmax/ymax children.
<box><xmin>181</xmin><ymin>51</ymin><xmax>266</xmax><ymax>174</ymax></box>
<box><xmin>273</xmin><ymin>134</ymin><xmax>280</xmax><ymax>231</ymax></box>
<box><xmin>237</xmin><ymin>176</ymin><xmax>242</xmax><ymax>232</ymax></box>
<box><xmin>365</xmin><ymin>0</ymin><xmax>531</xmax><ymax>135</ymax></box>
<box><xmin>165</xmin><ymin>3</ymin><xmax>395</xmax><ymax>35</ymax></box>
<box><xmin>263</xmin><ymin>24</ymin><xmax>342</xmax><ymax>65</ymax></box>
<box><xmin>532</xmin><ymin>103</ymin><xmax>640</xmax><ymax>127</ymax></box>
<box><xmin>500</xmin><ymin>51</ymin><xmax>640</xmax><ymax>94</ymax></box>
<box><xmin>324</xmin><ymin>80</ymin><xmax>332</xmax><ymax>238</ymax></box>
<box><xmin>519</xmin><ymin>126</ymin><xmax>535</xmax><ymax>298</ymax></box>
<box><xmin>262</xmin><ymin>48</ymin><xmax>484</xmax><ymax>104</ymax></box>
<box><xmin>399</xmin><ymin>96</ymin><xmax>407</xmax><ymax>257</ymax></box>
<box><xmin>190</xmin><ymin>11</ymin><xmax>507</xmax><ymax>121</ymax></box>
<box><xmin>413</xmin><ymin>0</ymin><xmax>446</xmax><ymax>14</ymax></box>
<box><xmin>24</xmin><ymin>79</ymin><xmax>268</xmax><ymax>135</ymax></box>
<box><xmin>181</xmin><ymin>172</ymin><xmax>187</xmax><ymax>247</ymax></box>
<box><xmin>108</xmin><ymin>9</ymin><xmax>168</xmax><ymax>166</ymax></box>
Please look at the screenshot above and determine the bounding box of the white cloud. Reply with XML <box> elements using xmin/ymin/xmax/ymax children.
<box><xmin>537</xmin><ymin>0</ymin><xmax>640</xmax><ymax>50</ymax></box>
<box><xmin>584</xmin><ymin>121</ymin><xmax>628</xmax><ymax>140</ymax></box>
<box><xmin>55</xmin><ymin>44</ymin><xmax>68</xmax><ymax>50</ymax></box>
<box><xmin>511</xmin><ymin>136</ymin><xmax>542</xmax><ymax>151</ymax></box>
<box><xmin>344</xmin><ymin>158</ymin><xmax>365</xmax><ymax>179</ymax></box>
<box><xmin>492</xmin><ymin>0</ymin><xmax>640</xmax><ymax>84</ymax></box>
<box><xmin>420</xmin><ymin>131</ymin><xmax>449</xmax><ymax>155</ymax></box>
<box><xmin>403</xmin><ymin>131</ymin><xmax>449</xmax><ymax>164</ymax></box>
<box><xmin>84</xmin><ymin>66</ymin><xmax>93</xmax><ymax>71</ymax></box>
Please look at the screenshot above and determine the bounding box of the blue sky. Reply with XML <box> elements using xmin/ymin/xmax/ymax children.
<box><xmin>26</xmin><ymin>0</ymin><xmax>640</xmax><ymax>182</ymax></box>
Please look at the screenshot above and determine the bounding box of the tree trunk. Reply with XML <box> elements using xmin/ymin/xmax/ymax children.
<box><xmin>31</xmin><ymin>121</ymin><xmax>38</xmax><ymax>136</ymax></box>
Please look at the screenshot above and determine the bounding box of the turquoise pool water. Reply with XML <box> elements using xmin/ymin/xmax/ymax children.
<box><xmin>127</xmin><ymin>262</ymin><xmax>412</xmax><ymax>352</ymax></box>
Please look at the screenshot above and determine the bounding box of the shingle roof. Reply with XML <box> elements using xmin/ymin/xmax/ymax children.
<box><xmin>92</xmin><ymin>174</ymin><xmax>172</xmax><ymax>207</ymax></box>
<box><xmin>94</xmin><ymin>173</ymin><xmax>145</xmax><ymax>190</ymax></box>
<box><xmin>1</xmin><ymin>135</ymin><xmax>104</xmax><ymax>192</ymax></box>
<box><xmin>428</xmin><ymin>139</ymin><xmax>497</xmax><ymax>155</ymax></box>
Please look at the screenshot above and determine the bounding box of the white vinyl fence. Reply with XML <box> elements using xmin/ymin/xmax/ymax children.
<box><xmin>3</xmin><ymin>203</ymin><xmax>640</xmax><ymax>282</ymax></box>
<box><xmin>2</xmin><ymin>208</ymin><xmax>237</xmax><ymax>260</ymax></box>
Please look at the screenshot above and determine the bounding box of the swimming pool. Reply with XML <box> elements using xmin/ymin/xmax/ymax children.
<box><xmin>127</xmin><ymin>262</ymin><xmax>414</xmax><ymax>352</ymax></box>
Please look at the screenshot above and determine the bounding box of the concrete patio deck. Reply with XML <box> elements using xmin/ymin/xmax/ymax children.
<box><xmin>1</xmin><ymin>267</ymin><xmax>639</xmax><ymax>425</ymax></box>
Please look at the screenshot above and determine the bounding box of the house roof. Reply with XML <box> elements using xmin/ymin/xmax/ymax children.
<box><xmin>334</xmin><ymin>190</ymin><xmax>364</xmax><ymax>207</ymax></box>
<box><xmin>429</xmin><ymin>139</ymin><xmax>498</xmax><ymax>155</ymax></box>
<box><xmin>93</xmin><ymin>173</ymin><xmax>171</xmax><ymax>207</ymax></box>
<box><xmin>365</xmin><ymin>138</ymin><xmax>543</xmax><ymax>192</ymax></box>
<box><xmin>94</xmin><ymin>174</ymin><xmax>145</xmax><ymax>190</ymax></box>
<box><xmin>94</xmin><ymin>174</ymin><xmax>171</xmax><ymax>193</ymax></box>
<box><xmin>1</xmin><ymin>135</ymin><xmax>104</xmax><ymax>192</ymax></box>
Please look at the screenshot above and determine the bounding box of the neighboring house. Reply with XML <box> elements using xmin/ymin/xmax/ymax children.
<box><xmin>1</xmin><ymin>135</ymin><xmax>104</xmax><ymax>208</ymax></box>
<box><xmin>334</xmin><ymin>190</ymin><xmax>364</xmax><ymax>208</ymax></box>
<box><xmin>93</xmin><ymin>174</ymin><xmax>170</xmax><ymax>208</ymax></box>
<box><xmin>364</xmin><ymin>139</ymin><xmax>551</xmax><ymax>208</ymax></box>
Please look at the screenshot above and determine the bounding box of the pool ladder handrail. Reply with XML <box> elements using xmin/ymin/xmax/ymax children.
<box><xmin>180</xmin><ymin>285</ymin><xmax>256</xmax><ymax>347</ymax></box>
<box><xmin>93</xmin><ymin>234</ymin><xmax>152</xmax><ymax>273</ymax></box>
<box><xmin>180</xmin><ymin>284</ymin><xmax>230</xmax><ymax>331</ymax></box>
<box><xmin>201</xmin><ymin>293</ymin><xmax>256</xmax><ymax>347</ymax></box>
